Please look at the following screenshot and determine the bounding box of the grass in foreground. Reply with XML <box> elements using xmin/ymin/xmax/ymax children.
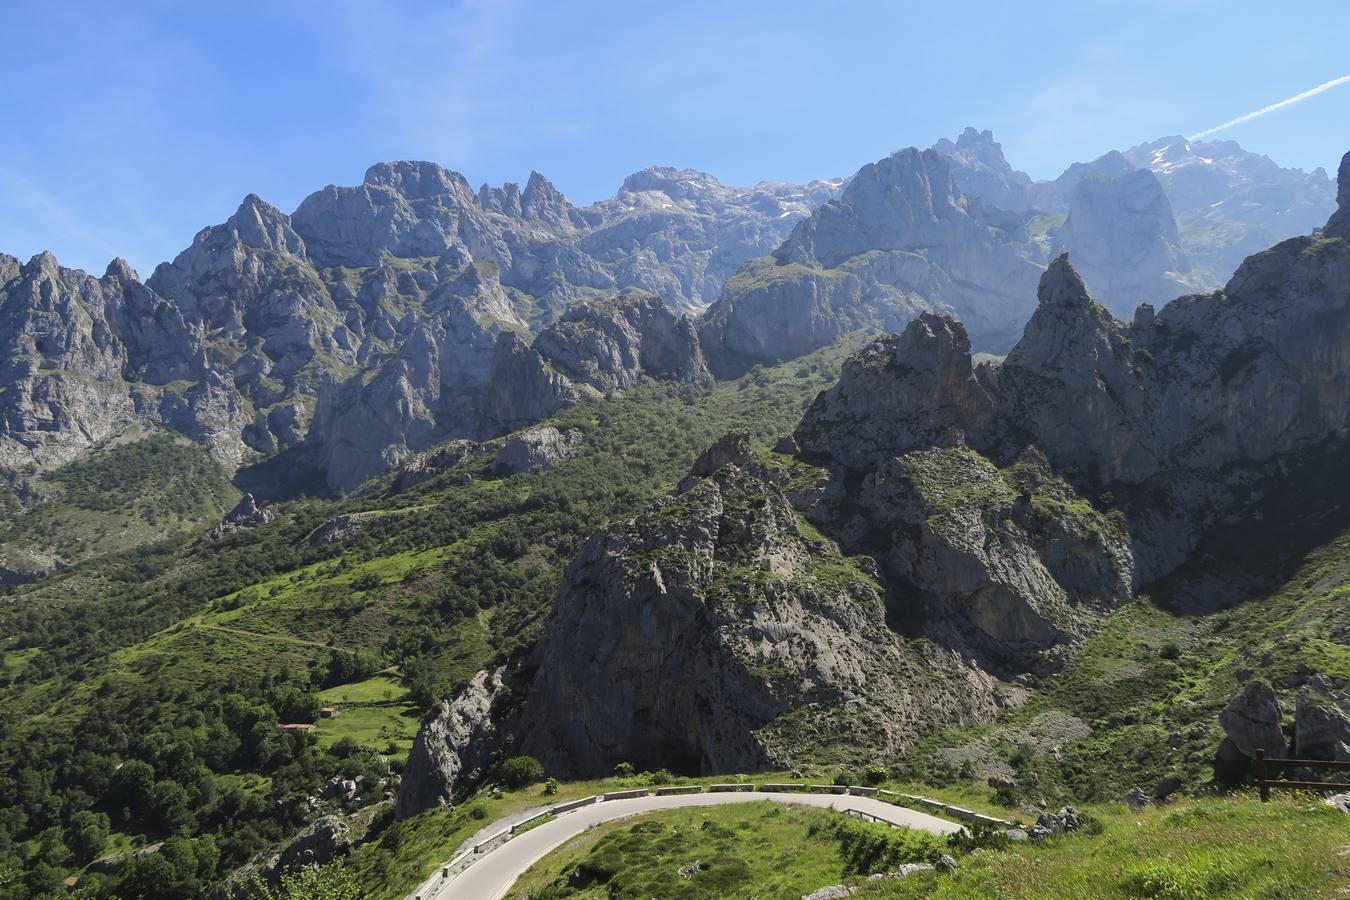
<box><xmin>859</xmin><ymin>794</ymin><xmax>1350</xmax><ymax>899</ymax></box>
<box><xmin>506</xmin><ymin>802</ymin><xmax>945</xmax><ymax>899</ymax></box>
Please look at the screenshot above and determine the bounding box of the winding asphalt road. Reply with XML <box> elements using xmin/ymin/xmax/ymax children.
<box><xmin>418</xmin><ymin>791</ymin><xmax>962</xmax><ymax>899</ymax></box>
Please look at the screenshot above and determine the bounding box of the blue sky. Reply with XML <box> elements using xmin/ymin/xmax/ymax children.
<box><xmin>2</xmin><ymin>0</ymin><xmax>1348</xmax><ymax>276</ymax></box>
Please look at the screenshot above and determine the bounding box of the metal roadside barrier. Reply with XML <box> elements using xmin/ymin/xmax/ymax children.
<box><xmin>654</xmin><ymin>785</ymin><xmax>704</xmax><ymax>795</ymax></box>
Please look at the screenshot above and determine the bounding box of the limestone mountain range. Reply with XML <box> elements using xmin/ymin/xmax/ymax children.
<box><xmin>0</xmin><ymin>131</ymin><xmax>1334</xmax><ymax>504</ymax></box>
<box><xmin>395</xmin><ymin>150</ymin><xmax>1350</xmax><ymax>815</ymax></box>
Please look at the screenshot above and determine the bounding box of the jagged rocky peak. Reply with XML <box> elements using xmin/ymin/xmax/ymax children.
<box><xmin>360</xmin><ymin>159</ymin><xmax>476</xmax><ymax>203</ymax></box>
<box><xmin>0</xmin><ymin>251</ymin><xmax>244</xmax><ymax>471</ymax></box>
<box><xmin>1036</xmin><ymin>253</ymin><xmax>1093</xmax><ymax>308</ymax></box>
<box><xmin>1327</xmin><ymin>150</ymin><xmax>1350</xmax><ymax>239</ymax></box>
<box><xmin>678</xmin><ymin>428</ymin><xmax>759</xmax><ymax>488</ymax></box>
<box><xmin>619</xmin><ymin>166</ymin><xmax>727</xmax><ymax>201</ymax></box>
<box><xmin>289</xmin><ymin>160</ymin><xmax>488</xmax><ymax>269</ymax></box>
<box><xmin>931</xmin><ymin>126</ymin><xmax>1035</xmax><ymax>213</ymax></box>
<box><xmin>777</xmin><ymin>147</ymin><xmax>966</xmax><ymax>269</ymax></box>
<box><xmin>103</xmin><ymin>257</ymin><xmax>140</xmax><ymax>283</ymax></box>
<box><xmin>1123</xmin><ymin>135</ymin><xmax>1337</xmax><ymax>282</ymax></box>
<box><xmin>795</xmin><ymin>313</ymin><xmax>994</xmax><ymax>470</ymax></box>
<box><xmin>147</xmin><ymin>191</ymin><xmax>309</xmax><ymax>315</ymax></box>
<box><xmin>701</xmin><ymin>141</ymin><xmax>1044</xmax><ymax>377</ymax></box>
<box><xmin>477</xmin><ymin>179</ymin><xmax>522</xmax><ymax>216</ymax></box>
<box><xmin>226</xmin><ymin>193</ymin><xmax>308</xmax><ymax>258</ymax></box>
<box><xmin>520</xmin><ymin>170</ymin><xmax>576</xmax><ymax>228</ymax></box>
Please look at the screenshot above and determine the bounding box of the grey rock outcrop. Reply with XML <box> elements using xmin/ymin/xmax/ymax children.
<box><xmin>532</xmin><ymin>291</ymin><xmax>710</xmax><ymax>392</ymax></box>
<box><xmin>389</xmin><ymin>439</ymin><xmax>481</xmax><ymax>492</ymax></box>
<box><xmin>209</xmin><ymin>492</ymin><xmax>272</xmax><ymax>539</ymax></box>
<box><xmin>1219</xmin><ymin>681</ymin><xmax>1287</xmax><ymax>759</ymax></box>
<box><xmin>1153</xmin><ymin>775</ymin><xmax>1182</xmax><ymax>802</ymax></box>
<box><xmin>490</xmin><ymin>426</ymin><xmax>582</xmax><ymax>475</ymax></box>
<box><xmin>307</xmin><ymin>510</ymin><xmax>400</xmax><ymax>548</ymax></box>
<box><xmin>1294</xmin><ymin>690</ymin><xmax>1350</xmax><ymax>760</ymax></box>
<box><xmin>214</xmin><ymin>814</ymin><xmax>358</xmax><ymax>899</ymax></box>
<box><xmin>508</xmin><ymin>432</ymin><xmax>999</xmax><ymax>780</ymax></box>
<box><xmin>1327</xmin><ymin>151</ymin><xmax>1350</xmax><ymax>240</ymax></box>
<box><xmin>396</xmin><ymin>667</ymin><xmax>510</xmax><ymax>819</ymax></box>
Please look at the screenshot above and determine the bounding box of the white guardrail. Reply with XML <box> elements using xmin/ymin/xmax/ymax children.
<box><xmin>406</xmin><ymin>782</ymin><xmax>1016</xmax><ymax>898</ymax></box>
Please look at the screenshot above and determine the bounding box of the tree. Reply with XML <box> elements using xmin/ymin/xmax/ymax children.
<box><xmin>110</xmin><ymin>759</ymin><xmax>155</xmax><ymax>819</ymax></box>
<box><xmin>67</xmin><ymin>810</ymin><xmax>110</xmax><ymax>864</ymax></box>
<box><xmin>499</xmin><ymin>755</ymin><xmax>544</xmax><ymax>789</ymax></box>
<box><xmin>249</xmin><ymin>859</ymin><xmax>361</xmax><ymax>900</ymax></box>
<box><xmin>148</xmin><ymin>780</ymin><xmax>194</xmax><ymax>835</ymax></box>
<box><xmin>36</xmin><ymin>825</ymin><xmax>70</xmax><ymax>867</ymax></box>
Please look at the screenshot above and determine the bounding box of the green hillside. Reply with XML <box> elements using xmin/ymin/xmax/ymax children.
<box><xmin>0</xmin><ymin>338</ymin><xmax>861</xmax><ymax>898</ymax></box>
<box><xmin>0</xmin><ymin>427</ymin><xmax>239</xmax><ymax>579</ymax></box>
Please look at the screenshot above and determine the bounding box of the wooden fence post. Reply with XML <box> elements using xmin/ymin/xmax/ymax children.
<box><xmin>1256</xmin><ymin>748</ymin><xmax>1268</xmax><ymax>802</ymax></box>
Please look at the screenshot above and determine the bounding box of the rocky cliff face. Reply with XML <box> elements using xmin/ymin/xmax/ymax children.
<box><xmin>396</xmin><ymin>667</ymin><xmax>512</xmax><ymax>819</ymax></box>
<box><xmin>699</xmin><ymin>147</ymin><xmax>1045</xmax><ymax>374</ymax></box>
<box><xmin>932</xmin><ymin>127</ymin><xmax>1036</xmax><ymax>214</ymax></box>
<box><xmin>798</xmin><ymin>166</ymin><xmax>1350</xmax><ymax>585</ymax></box>
<box><xmin>532</xmin><ymin>291</ymin><xmax>710</xmax><ymax>392</ymax></box>
<box><xmin>396</xmin><ymin>434</ymin><xmax>1002</xmax><ymax>815</ymax></box>
<box><xmin>1052</xmin><ymin>162</ymin><xmax>1197</xmax><ymax>314</ymax></box>
<box><xmin>0</xmin><ymin>252</ymin><xmax>248</xmax><ymax>470</ymax></box>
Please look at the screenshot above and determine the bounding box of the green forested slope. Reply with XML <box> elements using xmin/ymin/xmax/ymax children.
<box><xmin>0</xmin><ymin>339</ymin><xmax>860</xmax><ymax>899</ymax></box>
<box><xmin>0</xmin><ymin>428</ymin><xmax>238</xmax><ymax>580</ymax></box>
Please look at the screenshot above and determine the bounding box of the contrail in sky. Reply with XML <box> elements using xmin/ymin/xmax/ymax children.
<box><xmin>1189</xmin><ymin>74</ymin><xmax>1350</xmax><ymax>140</ymax></box>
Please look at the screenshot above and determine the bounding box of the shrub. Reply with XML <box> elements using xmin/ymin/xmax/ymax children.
<box><xmin>993</xmin><ymin>783</ymin><xmax>1019</xmax><ymax>807</ymax></box>
<box><xmin>833</xmin><ymin>770</ymin><xmax>860</xmax><ymax>787</ymax></box>
<box><xmin>499</xmin><ymin>755</ymin><xmax>544</xmax><ymax>789</ymax></box>
<box><xmin>824</xmin><ymin>815</ymin><xmax>946</xmax><ymax>875</ymax></box>
<box><xmin>542</xmin><ymin>777</ymin><xmax>558</xmax><ymax>796</ymax></box>
<box><xmin>861</xmin><ymin>764</ymin><xmax>888</xmax><ymax>786</ymax></box>
<box><xmin>613</xmin><ymin>761</ymin><xmax>634</xmax><ymax>777</ymax></box>
<box><xmin>1159</xmin><ymin>641</ymin><xmax>1182</xmax><ymax>660</ymax></box>
<box><xmin>947</xmin><ymin>822</ymin><xmax>1011</xmax><ymax>854</ymax></box>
